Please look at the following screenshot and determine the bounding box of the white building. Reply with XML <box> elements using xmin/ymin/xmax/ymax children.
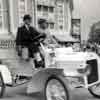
<box><xmin>0</xmin><ymin>0</ymin><xmax>73</xmax><ymax>38</ymax></box>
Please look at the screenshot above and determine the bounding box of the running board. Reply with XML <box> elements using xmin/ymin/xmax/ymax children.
<box><xmin>6</xmin><ymin>76</ymin><xmax>32</xmax><ymax>87</ymax></box>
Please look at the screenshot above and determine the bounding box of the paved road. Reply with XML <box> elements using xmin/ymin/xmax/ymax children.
<box><xmin>1</xmin><ymin>85</ymin><xmax>100</xmax><ymax>100</ymax></box>
<box><xmin>2</xmin><ymin>84</ymin><xmax>43</xmax><ymax>100</ymax></box>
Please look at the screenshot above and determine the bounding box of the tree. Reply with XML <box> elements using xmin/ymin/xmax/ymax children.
<box><xmin>88</xmin><ymin>21</ymin><xmax>100</xmax><ymax>44</ymax></box>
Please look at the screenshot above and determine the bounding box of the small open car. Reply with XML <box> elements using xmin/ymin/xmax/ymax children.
<box><xmin>0</xmin><ymin>34</ymin><xmax>100</xmax><ymax>100</ymax></box>
<box><xmin>29</xmin><ymin>42</ymin><xmax>100</xmax><ymax>99</ymax></box>
<box><xmin>52</xmin><ymin>47</ymin><xmax>100</xmax><ymax>98</ymax></box>
<box><xmin>0</xmin><ymin>35</ymin><xmax>72</xmax><ymax>100</ymax></box>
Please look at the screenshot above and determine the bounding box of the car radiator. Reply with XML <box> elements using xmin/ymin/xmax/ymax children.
<box><xmin>87</xmin><ymin>59</ymin><xmax>98</xmax><ymax>84</ymax></box>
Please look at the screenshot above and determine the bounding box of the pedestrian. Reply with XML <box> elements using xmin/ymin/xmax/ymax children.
<box><xmin>16</xmin><ymin>14</ymin><xmax>42</xmax><ymax>62</ymax></box>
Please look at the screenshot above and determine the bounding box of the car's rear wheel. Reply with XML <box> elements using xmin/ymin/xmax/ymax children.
<box><xmin>44</xmin><ymin>75</ymin><xmax>72</xmax><ymax>100</ymax></box>
<box><xmin>0</xmin><ymin>72</ymin><xmax>6</xmax><ymax>98</ymax></box>
<box><xmin>88</xmin><ymin>83</ymin><xmax>100</xmax><ymax>98</ymax></box>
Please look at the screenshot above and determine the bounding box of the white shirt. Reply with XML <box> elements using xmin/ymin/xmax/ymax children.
<box><xmin>25</xmin><ymin>24</ymin><xmax>30</xmax><ymax>31</ymax></box>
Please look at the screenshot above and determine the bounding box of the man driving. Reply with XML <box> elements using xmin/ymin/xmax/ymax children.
<box><xmin>37</xmin><ymin>19</ymin><xmax>59</xmax><ymax>67</ymax></box>
<box><xmin>38</xmin><ymin>19</ymin><xmax>58</xmax><ymax>47</ymax></box>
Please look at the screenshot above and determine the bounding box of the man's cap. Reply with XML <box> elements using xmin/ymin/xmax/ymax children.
<box><xmin>38</xmin><ymin>19</ymin><xmax>47</xmax><ymax>24</ymax></box>
<box><xmin>23</xmin><ymin>14</ymin><xmax>32</xmax><ymax>21</ymax></box>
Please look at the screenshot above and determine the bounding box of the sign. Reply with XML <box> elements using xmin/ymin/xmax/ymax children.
<box><xmin>0</xmin><ymin>40</ymin><xmax>15</xmax><ymax>49</ymax></box>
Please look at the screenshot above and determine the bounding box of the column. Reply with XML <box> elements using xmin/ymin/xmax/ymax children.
<box><xmin>9</xmin><ymin>0</ymin><xmax>19</xmax><ymax>36</ymax></box>
<box><xmin>67</xmin><ymin>1</ymin><xmax>72</xmax><ymax>34</ymax></box>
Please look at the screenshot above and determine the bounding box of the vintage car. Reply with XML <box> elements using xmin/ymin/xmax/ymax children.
<box><xmin>0</xmin><ymin>34</ymin><xmax>100</xmax><ymax>100</ymax></box>
<box><xmin>0</xmin><ymin>44</ymin><xmax>72</xmax><ymax>100</ymax></box>
<box><xmin>39</xmin><ymin>42</ymin><xmax>100</xmax><ymax>98</ymax></box>
<box><xmin>52</xmin><ymin>47</ymin><xmax>100</xmax><ymax>98</ymax></box>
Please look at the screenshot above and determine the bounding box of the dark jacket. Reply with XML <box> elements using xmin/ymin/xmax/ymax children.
<box><xmin>16</xmin><ymin>25</ymin><xmax>40</xmax><ymax>47</ymax></box>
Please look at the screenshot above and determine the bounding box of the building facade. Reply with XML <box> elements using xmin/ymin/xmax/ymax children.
<box><xmin>72</xmin><ymin>0</ymin><xmax>100</xmax><ymax>41</ymax></box>
<box><xmin>0</xmin><ymin>0</ymin><xmax>73</xmax><ymax>37</ymax></box>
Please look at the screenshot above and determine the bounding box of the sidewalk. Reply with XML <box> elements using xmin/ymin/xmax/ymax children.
<box><xmin>0</xmin><ymin>48</ymin><xmax>34</xmax><ymax>76</ymax></box>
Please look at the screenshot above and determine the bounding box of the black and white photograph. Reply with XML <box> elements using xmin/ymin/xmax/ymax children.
<box><xmin>0</xmin><ymin>0</ymin><xmax>100</xmax><ymax>100</ymax></box>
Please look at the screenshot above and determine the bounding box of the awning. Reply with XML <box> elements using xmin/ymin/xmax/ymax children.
<box><xmin>50</xmin><ymin>30</ymin><xmax>79</xmax><ymax>42</ymax></box>
<box><xmin>55</xmin><ymin>34</ymin><xmax>79</xmax><ymax>42</ymax></box>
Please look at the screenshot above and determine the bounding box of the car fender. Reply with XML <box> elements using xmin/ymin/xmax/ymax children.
<box><xmin>0</xmin><ymin>65</ymin><xmax>12</xmax><ymax>85</ymax></box>
<box><xmin>27</xmin><ymin>68</ymin><xmax>63</xmax><ymax>94</ymax></box>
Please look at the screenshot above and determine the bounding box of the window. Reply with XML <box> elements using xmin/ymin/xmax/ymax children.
<box><xmin>59</xmin><ymin>9</ymin><xmax>63</xmax><ymax>14</ymax></box>
<box><xmin>37</xmin><ymin>5</ymin><xmax>42</xmax><ymax>11</ymax></box>
<box><xmin>20</xmin><ymin>0</ymin><xmax>25</xmax><ymax>2</ymax></box>
<box><xmin>49</xmin><ymin>6</ymin><xmax>54</xmax><ymax>13</ymax></box>
<box><xmin>59</xmin><ymin>25</ymin><xmax>63</xmax><ymax>29</ymax></box>
<box><xmin>43</xmin><ymin>6</ymin><xmax>48</xmax><ymax>12</ymax></box>
<box><xmin>49</xmin><ymin>22</ymin><xmax>54</xmax><ymax>29</ymax></box>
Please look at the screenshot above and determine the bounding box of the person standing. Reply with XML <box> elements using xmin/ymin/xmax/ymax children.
<box><xmin>16</xmin><ymin>14</ymin><xmax>41</xmax><ymax>62</ymax></box>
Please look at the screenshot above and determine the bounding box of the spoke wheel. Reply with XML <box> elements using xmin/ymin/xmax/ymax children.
<box><xmin>88</xmin><ymin>83</ymin><xmax>100</xmax><ymax>98</ymax></box>
<box><xmin>44</xmin><ymin>75</ymin><xmax>71</xmax><ymax>100</ymax></box>
<box><xmin>0</xmin><ymin>72</ymin><xmax>5</xmax><ymax>98</ymax></box>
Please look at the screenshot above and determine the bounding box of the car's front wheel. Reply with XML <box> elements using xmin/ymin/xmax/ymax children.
<box><xmin>44</xmin><ymin>75</ymin><xmax>72</xmax><ymax>100</ymax></box>
<box><xmin>88</xmin><ymin>83</ymin><xmax>100</xmax><ymax>98</ymax></box>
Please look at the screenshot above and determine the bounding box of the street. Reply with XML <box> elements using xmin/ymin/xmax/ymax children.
<box><xmin>1</xmin><ymin>85</ymin><xmax>100</xmax><ymax>100</ymax></box>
